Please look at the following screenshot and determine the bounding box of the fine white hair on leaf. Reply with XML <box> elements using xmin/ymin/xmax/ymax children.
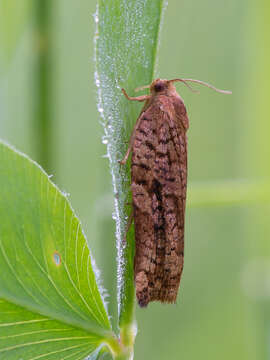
<box><xmin>94</xmin><ymin>0</ymin><xmax>168</xmax><ymax>320</ymax></box>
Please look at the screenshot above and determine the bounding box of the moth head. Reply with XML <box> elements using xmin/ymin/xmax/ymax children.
<box><xmin>150</xmin><ymin>79</ymin><xmax>172</xmax><ymax>94</ymax></box>
<box><xmin>135</xmin><ymin>79</ymin><xmax>172</xmax><ymax>95</ymax></box>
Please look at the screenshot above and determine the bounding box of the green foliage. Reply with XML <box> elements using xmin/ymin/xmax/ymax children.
<box><xmin>0</xmin><ymin>141</ymin><xmax>115</xmax><ymax>359</ymax></box>
<box><xmin>95</xmin><ymin>0</ymin><xmax>166</xmax><ymax>336</ymax></box>
<box><xmin>0</xmin><ymin>300</ymin><xmax>104</xmax><ymax>360</ymax></box>
<box><xmin>3</xmin><ymin>0</ymin><xmax>268</xmax><ymax>359</ymax></box>
<box><xmin>0</xmin><ymin>0</ymin><xmax>167</xmax><ymax>357</ymax></box>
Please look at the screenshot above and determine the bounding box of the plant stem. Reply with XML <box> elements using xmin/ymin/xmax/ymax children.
<box><xmin>114</xmin><ymin>353</ymin><xmax>133</xmax><ymax>360</ymax></box>
<box><xmin>105</xmin><ymin>324</ymin><xmax>136</xmax><ymax>359</ymax></box>
<box><xmin>33</xmin><ymin>0</ymin><xmax>51</xmax><ymax>172</ymax></box>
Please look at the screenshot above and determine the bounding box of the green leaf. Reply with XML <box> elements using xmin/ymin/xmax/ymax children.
<box><xmin>0</xmin><ymin>141</ymin><xmax>115</xmax><ymax>359</ymax></box>
<box><xmin>95</xmin><ymin>0</ymin><xmax>166</xmax><ymax>336</ymax></box>
<box><xmin>0</xmin><ymin>300</ymin><xmax>103</xmax><ymax>360</ymax></box>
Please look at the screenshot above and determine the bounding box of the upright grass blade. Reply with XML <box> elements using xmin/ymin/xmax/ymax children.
<box><xmin>33</xmin><ymin>0</ymin><xmax>52</xmax><ymax>172</ymax></box>
<box><xmin>239</xmin><ymin>3</ymin><xmax>270</xmax><ymax>358</ymax></box>
<box><xmin>0</xmin><ymin>141</ymin><xmax>119</xmax><ymax>359</ymax></box>
<box><xmin>0</xmin><ymin>0</ymin><xmax>32</xmax><ymax>67</ymax></box>
<box><xmin>94</xmin><ymin>0</ymin><xmax>166</xmax><ymax>342</ymax></box>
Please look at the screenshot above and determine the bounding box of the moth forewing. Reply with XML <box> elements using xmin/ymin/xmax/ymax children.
<box><xmin>121</xmin><ymin>78</ymin><xmax>230</xmax><ymax>307</ymax></box>
<box><xmin>121</xmin><ymin>79</ymin><xmax>188</xmax><ymax>307</ymax></box>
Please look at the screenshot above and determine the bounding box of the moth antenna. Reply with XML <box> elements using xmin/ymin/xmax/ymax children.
<box><xmin>171</xmin><ymin>78</ymin><xmax>232</xmax><ymax>94</ymax></box>
<box><xmin>135</xmin><ymin>84</ymin><xmax>151</xmax><ymax>92</ymax></box>
<box><xmin>171</xmin><ymin>79</ymin><xmax>199</xmax><ymax>93</ymax></box>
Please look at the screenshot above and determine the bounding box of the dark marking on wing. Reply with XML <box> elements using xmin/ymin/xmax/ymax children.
<box><xmin>131</xmin><ymin>95</ymin><xmax>189</xmax><ymax>307</ymax></box>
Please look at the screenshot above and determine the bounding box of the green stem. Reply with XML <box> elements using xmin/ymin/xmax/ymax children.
<box><xmin>105</xmin><ymin>329</ymin><xmax>134</xmax><ymax>360</ymax></box>
<box><xmin>33</xmin><ymin>0</ymin><xmax>51</xmax><ymax>172</ymax></box>
<box><xmin>188</xmin><ymin>179</ymin><xmax>270</xmax><ymax>207</ymax></box>
<box><xmin>114</xmin><ymin>353</ymin><xmax>133</xmax><ymax>360</ymax></box>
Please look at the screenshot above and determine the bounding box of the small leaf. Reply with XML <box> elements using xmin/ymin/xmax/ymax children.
<box><xmin>95</xmin><ymin>0</ymin><xmax>166</xmax><ymax>332</ymax></box>
<box><xmin>0</xmin><ymin>141</ymin><xmax>114</xmax><ymax>359</ymax></box>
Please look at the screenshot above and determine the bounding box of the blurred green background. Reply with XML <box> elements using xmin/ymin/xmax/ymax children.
<box><xmin>1</xmin><ymin>0</ymin><xmax>269</xmax><ymax>359</ymax></box>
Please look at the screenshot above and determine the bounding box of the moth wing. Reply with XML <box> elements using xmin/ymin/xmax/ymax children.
<box><xmin>132</xmin><ymin>96</ymin><xmax>188</xmax><ymax>306</ymax></box>
<box><xmin>153</xmin><ymin>96</ymin><xmax>188</xmax><ymax>302</ymax></box>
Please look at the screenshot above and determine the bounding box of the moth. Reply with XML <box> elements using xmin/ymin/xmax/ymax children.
<box><xmin>120</xmin><ymin>78</ymin><xmax>231</xmax><ymax>307</ymax></box>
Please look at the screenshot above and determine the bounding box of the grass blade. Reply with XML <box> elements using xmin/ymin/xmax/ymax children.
<box><xmin>95</xmin><ymin>0</ymin><xmax>166</xmax><ymax>337</ymax></box>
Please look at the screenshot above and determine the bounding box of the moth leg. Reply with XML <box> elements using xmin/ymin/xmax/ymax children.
<box><xmin>119</xmin><ymin>88</ymin><xmax>151</xmax><ymax>165</ymax></box>
<box><xmin>121</xmin><ymin>88</ymin><xmax>151</xmax><ymax>102</ymax></box>
<box><xmin>119</xmin><ymin>115</ymin><xmax>142</xmax><ymax>164</ymax></box>
<box><xmin>119</xmin><ymin>147</ymin><xmax>131</xmax><ymax>165</ymax></box>
<box><xmin>123</xmin><ymin>209</ymin><xmax>134</xmax><ymax>244</ymax></box>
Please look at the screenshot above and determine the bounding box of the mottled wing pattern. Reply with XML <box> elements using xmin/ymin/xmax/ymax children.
<box><xmin>131</xmin><ymin>94</ymin><xmax>189</xmax><ymax>307</ymax></box>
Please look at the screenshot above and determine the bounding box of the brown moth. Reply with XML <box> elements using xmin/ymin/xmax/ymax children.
<box><xmin>120</xmin><ymin>78</ymin><xmax>231</xmax><ymax>307</ymax></box>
